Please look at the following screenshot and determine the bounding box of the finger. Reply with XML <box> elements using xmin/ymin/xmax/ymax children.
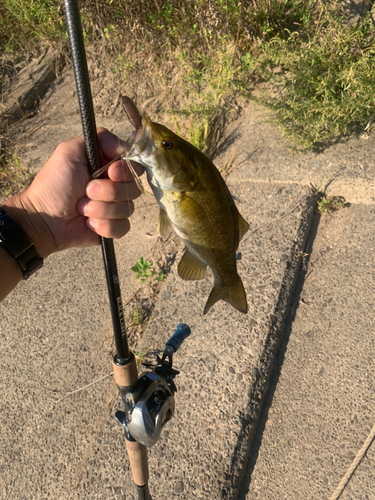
<box><xmin>108</xmin><ymin>159</ymin><xmax>144</xmax><ymax>182</ymax></box>
<box><xmin>77</xmin><ymin>199</ymin><xmax>135</xmax><ymax>220</ymax></box>
<box><xmin>86</xmin><ymin>178</ymin><xmax>142</xmax><ymax>202</ymax></box>
<box><xmin>97</xmin><ymin>128</ymin><xmax>129</xmax><ymax>159</ymax></box>
<box><xmin>86</xmin><ymin>217</ymin><xmax>131</xmax><ymax>239</ymax></box>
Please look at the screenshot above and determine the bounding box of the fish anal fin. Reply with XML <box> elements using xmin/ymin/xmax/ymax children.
<box><xmin>204</xmin><ymin>277</ymin><xmax>248</xmax><ymax>315</ymax></box>
<box><xmin>157</xmin><ymin>207</ymin><xmax>174</xmax><ymax>239</ymax></box>
<box><xmin>178</xmin><ymin>248</ymin><xmax>207</xmax><ymax>281</ymax></box>
<box><xmin>238</xmin><ymin>212</ymin><xmax>250</xmax><ymax>242</ymax></box>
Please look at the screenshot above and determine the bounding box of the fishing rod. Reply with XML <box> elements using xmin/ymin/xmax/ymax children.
<box><xmin>63</xmin><ymin>1</ymin><xmax>190</xmax><ymax>499</ymax></box>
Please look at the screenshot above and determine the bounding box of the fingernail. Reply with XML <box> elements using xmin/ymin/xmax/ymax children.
<box><xmin>79</xmin><ymin>200</ymin><xmax>90</xmax><ymax>216</ymax></box>
<box><xmin>86</xmin><ymin>218</ymin><xmax>98</xmax><ymax>231</ymax></box>
<box><xmin>111</xmin><ymin>164</ymin><xmax>125</xmax><ymax>181</ymax></box>
<box><xmin>86</xmin><ymin>181</ymin><xmax>101</xmax><ymax>199</ymax></box>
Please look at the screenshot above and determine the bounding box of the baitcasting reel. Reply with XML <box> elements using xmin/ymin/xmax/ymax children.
<box><xmin>115</xmin><ymin>323</ymin><xmax>191</xmax><ymax>447</ymax></box>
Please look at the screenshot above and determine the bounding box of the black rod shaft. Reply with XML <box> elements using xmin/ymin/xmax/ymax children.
<box><xmin>137</xmin><ymin>484</ymin><xmax>152</xmax><ymax>500</ymax></box>
<box><xmin>63</xmin><ymin>0</ymin><xmax>130</xmax><ymax>361</ymax></box>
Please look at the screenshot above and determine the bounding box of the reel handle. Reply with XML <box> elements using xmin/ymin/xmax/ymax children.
<box><xmin>165</xmin><ymin>323</ymin><xmax>191</xmax><ymax>353</ymax></box>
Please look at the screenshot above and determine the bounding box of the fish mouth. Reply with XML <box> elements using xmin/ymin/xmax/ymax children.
<box><xmin>90</xmin><ymin>116</ymin><xmax>155</xmax><ymax>179</ymax></box>
<box><xmin>127</xmin><ymin>116</ymin><xmax>154</xmax><ymax>163</ymax></box>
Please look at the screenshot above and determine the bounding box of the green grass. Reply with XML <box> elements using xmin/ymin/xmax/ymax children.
<box><xmin>1</xmin><ymin>0</ymin><xmax>375</xmax><ymax>158</ymax></box>
<box><xmin>250</xmin><ymin>4</ymin><xmax>375</xmax><ymax>149</ymax></box>
<box><xmin>0</xmin><ymin>0</ymin><xmax>65</xmax><ymax>55</ymax></box>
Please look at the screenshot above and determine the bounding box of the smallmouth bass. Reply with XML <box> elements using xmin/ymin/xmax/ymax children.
<box><xmin>126</xmin><ymin>110</ymin><xmax>250</xmax><ymax>315</ymax></box>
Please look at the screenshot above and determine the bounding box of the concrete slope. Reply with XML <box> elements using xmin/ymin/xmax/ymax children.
<box><xmin>69</xmin><ymin>178</ymin><xmax>314</xmax><ymax>500</ymax></box>
<box><xmin>240</xmin><ymin>203</ymin><xmax>375</xmax><ymax>500</ymax></box>
<box><xmin>1</xmin><ymin>56</ymin><xmax>375</xmax><ymax>500</ymax></box>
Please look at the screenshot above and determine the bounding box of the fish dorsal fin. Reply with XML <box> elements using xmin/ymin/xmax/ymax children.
<box><xmin>157</xmin><ymin>207</ymin><xmax>174</xmax><ymax>239</ymax></box>
<box><xmin>178</xmin><ymin>248</ymin><xmax>207</xmax><ymax>281</ymax></box>
<box><xmin>204</xmin><ymin>277</ymin><xmax>248</xmax><ymax>315</ymax></box>
<box><xmin>238</xmin><ymin>212</ymin><xmax>250</xmax><ymax>242</ymax></box>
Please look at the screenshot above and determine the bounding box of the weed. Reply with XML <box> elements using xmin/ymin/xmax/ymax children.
<box><xmin>219</xmin><ymin>147</ymin><xmax>237</xmax><ymax>180</ymax></box>
<box><xmin>131</xmin><ymin>257</ymin><xmax>164</xmax><ymax>284</ymax></box>
<box><xmin>296</xmin><ymin>249</ymin><xmax>309</xmax><ymax>271</ymax></box>
<box><xmin>316</xmin><ymin>197</ymin><xmax>331</xmax><ymax>214</ymax></box>
<box><xmin>126</xmin><ymin>303</ymin><xmax>154</xmax><ymax>347</ymax></box>
<box><xmin>317</xmin><ymin>196</ymin><xmax>346</xmax><ymax>214</ymax></box>
<box><xmin>173</xmin><ymin>118</ymin><xmax>209</xmax><ymax>152</ymax></box>
<box><xmin>315</xmin><ymin>176</ymin><xmax>325</xmax><ymax>194</ymax></box>
<box><xmin>131</xmin><ymin>257</ymin><xmax>155</xmax><ymax>283</ymax></box>
<box><xmin>296</xmin><ymin>250</ymin><xmax>309</xmax><ymax>259</ymax></box>
<box><xmin>252</xmin><ymin>4</ymin><xmax>375</xmax><ymax>148</ymax></box>
<box><xmin>155</xmin><ymin>272</ymin><xmax>165</xmax><ymax>282</ymax></box>
<box><xmin>311</xmin><ymin>176</ymin><xmax>347</xmax><ymax>214</ymax></box>
<box><xmin>0</xmin><ymin>1</ymin><xmax>65</xmax><ymax>55</ymax></box>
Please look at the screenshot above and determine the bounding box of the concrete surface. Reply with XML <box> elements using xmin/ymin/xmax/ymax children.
<box><xmin>240</xmin><ymin>204</ymin><xmax>375</xmax><ymax>500</ymax></box>
<box><xmin>1</xmin><ymin>56</ymin><xmax>375</xmax><ymax>500</ymax></box>
<box><xmin>68</xmin><ymin>180</ymin><xmax>314</xmax><ymax>500</ymax></box>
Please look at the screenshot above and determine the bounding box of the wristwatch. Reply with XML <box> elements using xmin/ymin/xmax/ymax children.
<box><xmin>0</xmin><ymin>207</ymin><xmax>43</xmax><ymax>279</ymax></box>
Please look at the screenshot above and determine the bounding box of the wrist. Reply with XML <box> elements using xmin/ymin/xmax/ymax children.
<box><xmin>1</xmin><ymin>191</ymin><xmax>57</xmax><ymax>260</ymax></box>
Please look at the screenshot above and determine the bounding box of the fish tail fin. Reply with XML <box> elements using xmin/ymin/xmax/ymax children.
<box><xmin>203</xmin><ymin>277</ymin><xmax>248</xmax><ymax>315</ymax></box>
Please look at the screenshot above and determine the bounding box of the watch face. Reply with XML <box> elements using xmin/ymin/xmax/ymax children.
<box><xmin>0</xmin><ymin>214</ymin><xmax>33</xmax><ymax>258</ymax></box>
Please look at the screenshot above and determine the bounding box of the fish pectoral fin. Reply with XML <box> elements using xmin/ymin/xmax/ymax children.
<box><xmin>238</xmin><ymin>212</ymin><xmax>250</xmax><ymax>242</ymax></box>
<box><xmin>204</xmin><ymin>277</ymin><xmax>248</xmax><ymax>315</ymax></box>
<box><xmin>157</xmin><ymin>207</ymin><xmax>174</xmax><ymax>239</ymax></box>
<box><xmin>178</xmin><ymin>248</ymin><xmax>207</xmax><ymax>281</ymax></box>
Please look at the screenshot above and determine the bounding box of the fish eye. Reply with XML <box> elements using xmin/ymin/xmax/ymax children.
<box><xmin>162</xmin><ymin>140</ymin><xmax>174</xmax><ymax>149</ymax></box>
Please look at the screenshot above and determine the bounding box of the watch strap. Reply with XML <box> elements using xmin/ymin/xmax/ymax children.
<box><xmin>0</xmin><ymin>207</ymin><xmax>43</xmax><ymax>279</ymax></box>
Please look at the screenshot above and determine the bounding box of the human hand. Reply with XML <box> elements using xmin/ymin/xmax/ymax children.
<box><xmin>2</xmin><ymin>128</ymin><xmax>144</xmax><ymax>258</ymax></box>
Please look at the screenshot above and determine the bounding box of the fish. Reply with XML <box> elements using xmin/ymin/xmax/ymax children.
<box><xmin>124</xmin><ymin>101</ymin><xmax>250</xmax><ymax>315</ymax></box>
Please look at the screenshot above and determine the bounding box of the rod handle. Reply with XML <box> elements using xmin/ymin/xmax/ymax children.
<box><xmin>165</xmin><ymin>323</ymin><xmax>191</xmax><ymax>353</ymax></box>
<box><xmin>125</xmin><ymin>439</ymin><xmax>149</xmax><ymax>487</ymax></box>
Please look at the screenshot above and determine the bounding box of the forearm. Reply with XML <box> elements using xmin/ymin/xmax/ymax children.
<box><xmin>0</xmin><ymin>193</ymin><xmax>54</xmax><ymax>301</ymax></box>
<box><xmin>0</xmin><ymin>245</ymin><xmax>23</xmax><ymax>301</ymax></box>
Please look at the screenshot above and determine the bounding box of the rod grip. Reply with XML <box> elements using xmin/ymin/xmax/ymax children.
<box><xmin>112</xmin><ymin>354</ymin><xmax>138</xmax><ymax>388</ymax></box>
<box><xmin>165</xmin><ymin>323</ymin><xmax>191</xmax><ymax>352</ymax></box>
<box><xmin>125</xmin><ymin>439</ymin><xmax>149</xmax><ymax>486</ymax></box>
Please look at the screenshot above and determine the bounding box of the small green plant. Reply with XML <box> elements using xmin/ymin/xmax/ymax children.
<box><xmin>317</xmin><ymin>196</ymin><xmax>346</xmax><ymax>214</ymax></box>
<box><xmin>312</xmin><ymin>177</ymin><xmax>346</xmax><ymax>214</ymax></box>
<box><xmin>296</xmin><ymin>250</ymin><xmax>309</xmax><ymax>259</ymax></box>
<box><xmin>317</xmin><ymin>197</ymin><xmax>331</xmax><ymax>214</ymax></box>
<box><xmin>0</xmin><ymin>129</ymin><xmax>33</xmax><ymax>196</ymax></box>
<box><xmin>155</xmin><ymin>272</ymin><xmax>165</xmax><ymax>282</ymax></box>
<box><xmin>126</xmin><ymin>304</ymin><xmax>154</xmax><ymax>341</ymax></box>
<box><xmin>173</xmin><ymin>118</ymin><xmax>209</xmax><ymax>152</ymax></box>
<box><xmin>131</xmin><ymin>257</ymin><xmax>156</xmax><ymax>283</ymax></box>
<box><xmin>131</xmin><ymin>257</ymin><xmax>164</xmax><ymax>284</ymax></box>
